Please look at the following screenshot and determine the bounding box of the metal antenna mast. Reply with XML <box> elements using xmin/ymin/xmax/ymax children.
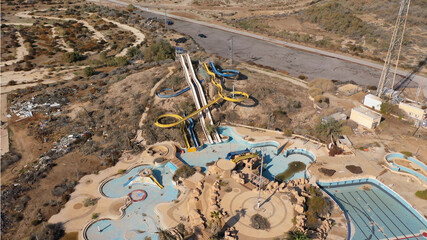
<box><xmin>377</xmin><ymin>0</ymin><xmax>410</xmax><ymax>97</ymax></box>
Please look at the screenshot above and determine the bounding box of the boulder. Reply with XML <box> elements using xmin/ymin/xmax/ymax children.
<box><xmin>295</xmin><ymin>204</ymin><xmax>305</xmax><ymax>214</ymax></box>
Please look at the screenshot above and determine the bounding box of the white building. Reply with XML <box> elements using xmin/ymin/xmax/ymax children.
<box><xmin>363</xmin><ymin>94</ymin><xmax>382</xmax><ymax>111</ymax></box>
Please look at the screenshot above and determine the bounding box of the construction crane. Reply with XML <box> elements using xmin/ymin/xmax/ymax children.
<box><xmin>377</xmin><ymin>0</ymin><xmax>411</xmax><ymax>97</ymax></box>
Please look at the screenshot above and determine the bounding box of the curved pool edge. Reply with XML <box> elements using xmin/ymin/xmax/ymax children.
<box><xmin>384</xmin><ymin>153</ymin><xmax>427</xmax><ymax>185</ymax></box>
<box><xmin>317</xmin><ymin>177</ymin><xmax>427</xmax><ymax>240</ymax></box>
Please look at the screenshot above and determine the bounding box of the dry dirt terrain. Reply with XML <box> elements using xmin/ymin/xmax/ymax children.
<box><xmin>1</xmin><ymin>0</ymin><xmax>426</xmax><ymax>239</ymax></box>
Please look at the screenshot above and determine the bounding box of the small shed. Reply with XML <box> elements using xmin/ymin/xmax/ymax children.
<box><xmin>350</xmin><ymin>106</ymin><xmax>382</xmax><ymax>129</ymax></box>
<box><xmin>363</xmin><ymin>94</ymin><xmax>382</xmax><ymax>111</ymax></box>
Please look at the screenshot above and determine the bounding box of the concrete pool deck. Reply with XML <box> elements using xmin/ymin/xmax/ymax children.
<box><xmin>48</xmin><ymin>124</ymin><xmax>426</xmax><ymax>240</ymax></box>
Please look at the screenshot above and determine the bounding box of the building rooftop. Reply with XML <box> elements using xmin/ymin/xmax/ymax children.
<box><xmin>364</xmin><ymin>93</ymin><xmax>382</xmax><ymax>102</ymax></box>
<box><xmin>352</xmin><ymin>106</ymin><xmax>382</xmax><ymax>119</ymax></box>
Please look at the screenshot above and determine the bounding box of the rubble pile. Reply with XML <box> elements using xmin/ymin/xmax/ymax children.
<box><xmin>9</xmin><ymin>87</ymin><xmax>74</xmax><ymax>121</ymax></box>
<box><xmin>0</xmin><ymin>131</ymin><xmax>91</xmax><ymax>234</ymax></box>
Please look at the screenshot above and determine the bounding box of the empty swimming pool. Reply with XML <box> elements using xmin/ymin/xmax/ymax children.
<box><xmin>319</xmin><ymin>178</ymin><xmax>427</xmax><ymax>240</ymax></box>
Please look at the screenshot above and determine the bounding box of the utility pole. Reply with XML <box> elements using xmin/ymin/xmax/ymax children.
<box><xmin>257</xmin><ymin>150</ymin><xmax>264</xmax><ymax>209</ymax></box>
<box><xmin>229</xmin><ymin>37</ymin><xmax>233</xmax><ymax>65</ymax></box>
<box><xmin>377</xmin><ymin>0</ymin><xmax>411</xmax><ymax>97</ymax></box>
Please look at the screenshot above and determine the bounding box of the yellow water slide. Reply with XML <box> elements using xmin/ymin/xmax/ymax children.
<box><xmin>231</xmin><ymin>153</ymin><xmax>259</xmax><ymax>164</ymax></box>
<box><xmin>149</xmin><ymin>175</ymin><xmax>164</xmax><ymax>189</ymax></box>
<box><xmin>155</xmin><ymin>63</ymin><xmax>249</xmax><ymax>128</ymax></box>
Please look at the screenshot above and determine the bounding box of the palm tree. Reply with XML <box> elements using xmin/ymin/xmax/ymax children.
<box><xmin>286</xmin><ymin>230</ymin><xmax>310</xmax><ymax>240</ymax></box>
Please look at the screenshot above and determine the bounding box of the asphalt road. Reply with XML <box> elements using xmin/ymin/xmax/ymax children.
<box><xmin>99</xmin><ymin>0</ymin><xmax>426</xmax><ymax>94</ymax></box>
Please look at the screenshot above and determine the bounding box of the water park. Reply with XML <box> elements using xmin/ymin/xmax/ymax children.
<box><xmin>48</xmin><ymin>52</ymin><xmax>427</xmax><ymax>240</ymax></box>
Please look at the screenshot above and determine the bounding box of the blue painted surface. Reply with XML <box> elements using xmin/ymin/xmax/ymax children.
<box><xmin>318</xmin><ymin>178</ymin><xmax>427</xmax><ymax>240</ymax></box>
<box><xmin>386</xmin><ymin>153</ymin><xmax>427</xmax><ymax>183</ymax></box>
<box><xmin>209</xmin><ymin>62</ymin><xmax>239</xmax><ymax>77</ymax></box>
<box><xmin>187</xmin><ymin>117</ymin><xmax>199</xmax><ymax>147</ymax></box>
<box><xmin>86</xmin><ymin>165</ymin><xmax>178</xmax><ymax>240</ymax></box>
<box><xmin>225</xmin><ymin>148</ymin><xmax>250</xmax><ymax>160</ymax></box>
<box><xmin>156</xmin><ymin>79</ymin><xmax>204</xmax><ymax>98</ymax></box>
<box><xmin>178</xmin><ymin>127</ymin><xmax>308</xmax><ymax>179</ymax></box>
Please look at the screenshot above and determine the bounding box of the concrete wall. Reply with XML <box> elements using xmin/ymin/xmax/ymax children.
<box><xmin>350</xmin><ymin>109</ymin><xmax>380</xmax><ymax>129</ymax></box>
<box><xmin>399</xmin><ymin>102</ymin><xmax>426</xmax><ymax>121</ymax></box>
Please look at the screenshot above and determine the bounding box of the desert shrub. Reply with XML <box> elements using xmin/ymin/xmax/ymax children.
<box><xmin>117</xmin><ymin>169</ymin><xmax>126</xmax><ymax>174</ymax></box>
<box><xmin>287</xmin><ymin>230</ymin><xmax>310</xmax><ymax>240</ymax></box>
<box><xmin>314</xmin><ymin>119</ymin><xmax>342</xmax><ymax>140</ymax></box>
<box><xmin>173</xmin><ymin>165</ymin><xmax>196</xmax><ymax>181</ymax></box>
<box><xmin>415</xmin><ymin>190</ymin><xmax>427</xmax><ymax>200</ymax></box>
<box><xmin>7</xmin><ymin>80</ymin><xmax>18</xmax><ymax>86</ymax></box>
<box><xmin>340</xmin><ymin>125</ymin><xmax>353</xmax><ymax>135</ymax></box>
<box><xmin>308</xmin><ymin>78</ymin><xmax>335</xmax><ymax>93</ymax></box>
<box><xmin>83</xmin><ymin>67</ymin><xmax>95</xmax><ymax>77</ymax></box>
<box><xmin>305</xmin><ymin>193</ymin><xmax>331</xmax><ymax>229</ymax></box>
<box><xmin>1</xmin><ymin>151</ymin><xmax>22</xmax><ymax>170</ymax></box>
<box><xmin>401</xmin><ymin>151</ymin><xmax>413</xmax><ymax>157</ymax></box>
<box><xmin>126</xmin><ymin>46</ymin><xmax>141</xmax><ymax>58</ymax></box>
<box><xmin>250</xmin><ymin>214</ymin><xmax>270</xmax><ymax>230</ymax></box>
<box><xmin>308</xmin><ymin>88</ymin><xmax>322</xmax><ymax>98</ymax></box>
<box><xmin>144</xmin><ymin>39</ymin><xmax>175</xmax><ymax>62</ymax></box>
<box><xmin>305</xmin><ymin>2</ymin><xmax>374</xmax><ymax>39</ymax></box>
<box><xmin>206</xmin><ymin>122</ymin><xmax>218</xmax><ymax>135</ymax></box>
<box><xmin>91</xmin><ymin>213</ymin><xmax>99</xmax><ymax>219</ymax></box>
<box><xmin>83</xmin><ymin>198</ymin><xmax>98</xmax><ymax>207</ymax></box>
<box><xmin>31</xmin><ymin>219</ymin><xmax>42</xmax><ymax>226</ymax></box>
<box><xmin>62</xmin><ymin>52</ymin><xmax>84</xmax><ymax>63</ymax></box>
<box><xmin>30</xmin><ymin>223</ymin><xmax>65</xmax><ymax>240</ymax></box>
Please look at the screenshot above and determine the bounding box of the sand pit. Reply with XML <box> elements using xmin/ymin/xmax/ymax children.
<box><xmin>73</xmin><ymin>203</ymin><xmax>83</xmax><ymax>209</ymax></box>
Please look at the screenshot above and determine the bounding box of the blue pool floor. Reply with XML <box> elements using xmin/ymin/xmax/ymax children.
<box><xmin>322</xmin><ymin>183</ymin><xmax>427</xmax><ymax>240</ymax></box>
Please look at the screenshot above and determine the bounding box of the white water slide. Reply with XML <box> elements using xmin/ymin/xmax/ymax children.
<box><xmin>179</xmin><ymin>54</ymin><xmax>214</xmax><ymax>144</ymax></box>
<box><xmin>185</xmin><ymin>54</ymin><xmax>222</xmax><ymax>143</ymax></box>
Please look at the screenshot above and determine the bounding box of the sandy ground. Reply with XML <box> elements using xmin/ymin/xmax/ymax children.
<box><xmin>50</xmin><ymin>25</ymin><xmax>73</xmax><ymax>52</ymax></box>
<box><xmin>0</xmin><ymin>30</ymin><xmax>29</xmax><ymax>67</ymax></box>
<box><xmin>102</xmin><ymin>18</ymin><xmax>145</xmax><ymax>57</ymax></box>
<box><xmin>1</xmin><ymin>66</ymin><xmax>84</xmax><ymax>93</ymax></box>
<box><xmin>1</xmin><ymin>94</ymin><xmax>9</xmax><ymax>155</ymax></box>
<box><xmin>16</xmin><ymin>11</ymin><xmax>107</xmax><ymax>42</ymax></box>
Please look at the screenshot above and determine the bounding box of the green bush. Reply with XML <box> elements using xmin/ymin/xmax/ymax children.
<box><xmin>83</xmin><ymin>67</ymin><xmax>95</xmax><ymax>77</ymax></box>
<box><xmin>173</xmin><ymin>165</ymin><xmax>196</xmax><ymax>181</ymax></box>
<box><xmin>63</xmin><ymin>52</ymin><xmax>84</xmax><ymax>63</ymax></box>
<box><xmin>401</xmin><ymin>151</ymin><xmax>413</xmax><ymax>157</ymax></box>
<box><xmin>415</xmin><ymin>190</ymin><xmax>427</xmax><ymax>200</ymax></box>
<box><xmin>314</xmin><ymin>119</ymin><xmax>342</xmax><ymax>140</ymax></box>
<box><xmin>287</xmin><ymin>230</ymin><xmax>310</xmax><ymax>240</ymax></box>
<box><xmin>250</xmin><ymin>214</ymin><xmax>270</xmax><ymax>230</ymax></box>
<box><xmin>91</xmin><ymin>213</ymin><xmax>99</xmax><ymax>219</ymax></box>
<box><xmin>144</xmin><ymin>39</ymin><xmax>175</xmax><ymax>62</ymax></box>
<box><xmin>305</xmin><ymin>2</ymin><xmax>374</xmax><ymax>39</ymax></box>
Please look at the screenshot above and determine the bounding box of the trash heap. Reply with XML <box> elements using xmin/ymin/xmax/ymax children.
<box><xmin>1</xmin><ymin>131</ymin><xmax>91</xmax><ymax>233</ymax></box>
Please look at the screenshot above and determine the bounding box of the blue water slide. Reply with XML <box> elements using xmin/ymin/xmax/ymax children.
<box><xmin>187</xmin><ymin>117</ymin><xmax>199</xmax><ymax>147</ymax></box>
<box><xmin>156</xmin><ymin>79</ymin><xmax>204</xmax><ymax>98</ymax></box>
<box><xmin>225</xmin><ymin>148</ymin><xmax>249</xmax><ymax>160</ymax></box>
<box><xmin>209</xmin><ymin>62</ymin><xmax>239</xmax><ymax>78</ymax></box>
<box><xmin>123</xmin><ymin>175</ymin><xmax>138</xmax><ymax>187</ymax></box>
